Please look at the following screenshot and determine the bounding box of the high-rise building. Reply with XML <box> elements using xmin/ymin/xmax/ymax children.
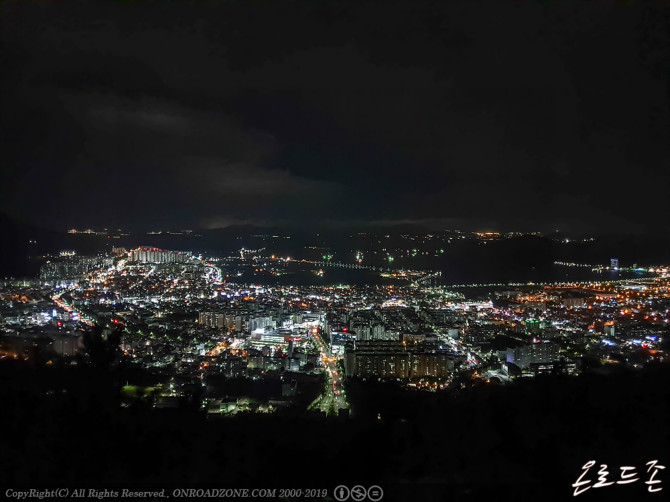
<box><xmin>504</xmin><ymin>342</ymin><xmax>559</xmax><ymax>369</ymax></box>
<box><xmin>199</xmin><ymin>311</ymin><xmax>250</xmax><ymax>331</ymax></box>
<box><xmin>344</xmin><ymin>340</ymin><xmax>455</xmax><ymax>379</ymax></box>
<box><xmin>371</xmin><ymin>324</ymin><xmax>386</xmax><ymax>340</ymax></box>
<box><xmin>249</xmin><ymin>316</ymin><xmax>275</xmax><ymax>332</ymax></box>
<box><xmin>129</xmin><ymin>247</ymin><xmax>191</xmax><ymax>264</ymax></box>
<box><xmin>199</xmin><ymin>312</ymin><xmax>226</xmax><ymax>329</ymax></box>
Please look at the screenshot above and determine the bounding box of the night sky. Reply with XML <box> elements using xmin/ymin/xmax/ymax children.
<box><xmin>1</xmin><ymin>0</ymin><xmax>669</xmax><ymax>234</ymax></box>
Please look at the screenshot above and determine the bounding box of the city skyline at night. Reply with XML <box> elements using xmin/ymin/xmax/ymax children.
<box><xmin>2</xmin><ymin>1</ymin><xmax>670</xmax><ymax>501</ymax></box>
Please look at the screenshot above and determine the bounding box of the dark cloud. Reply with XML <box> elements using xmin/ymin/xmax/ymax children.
<box><xmin>1</xmin><ymin>0</ymin><xmax>669</xmax><ymax>233</ymax></box>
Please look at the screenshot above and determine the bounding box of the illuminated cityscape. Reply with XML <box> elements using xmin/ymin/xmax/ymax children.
<box><xmin>2</xmin><ymin>0</ymin><xmax>670</xmax><ymax>500</ymax></box>
<box><xmin>5</xmin><ymin>236</ymin><xmax>670</xmax><ymax>501</ymax></box>
<box><xmin>3</xmin><ymin>234</ymin><xmax>670</xmax><ymax>497</ymax></box>
<box><xmin>5</xmin><ymin>242</ymin><xmax>670</xmax><ymax>390</ymax></box>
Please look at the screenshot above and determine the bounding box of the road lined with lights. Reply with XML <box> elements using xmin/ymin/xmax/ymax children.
<box><xmin>52</xmin><ymin>288</ymin><xmax>95</xmax><ymax>326</ymax></box>
<box><xmin>308</xmin><ymin>329</ymin><xmax>349</xmax><ymax>415</ymax></box>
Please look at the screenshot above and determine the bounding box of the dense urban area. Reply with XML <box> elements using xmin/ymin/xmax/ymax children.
<box><xmin>2</xmin><ymin>229</ymin><xmax>670</xmax><ymax>501</ymax></box>
<box><xmin>2</xmin><ymin>232</ymin><xmax>669</xmax><ymax>419</ymax></box>
<box><xmin>3</xmin><ymin>0</ymin><xmax>670</xmax><ymax>499</ymax></box>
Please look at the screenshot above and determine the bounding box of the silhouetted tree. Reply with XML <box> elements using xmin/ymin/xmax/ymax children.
<box><xmin>82</xmin><ymin>324</ymin><xmax>122</xmax><ymax>368</ymax></box>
